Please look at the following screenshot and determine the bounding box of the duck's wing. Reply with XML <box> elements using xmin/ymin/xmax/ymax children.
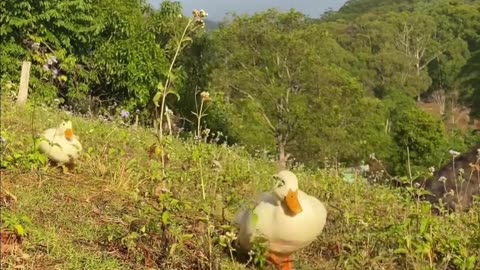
<box><xmin>41</xmin><ymin>128</ymin><xmax>60</xmax><ymax>141</ymax></box>
<box><xmin>235</xmin><ymin>192</ymin><xmax>277</xmax><ymax>250</ymax></box>
<box><xmin>65</xmin><ymin>138</ymin><xmax>83</xmax><ymax>155</ymax></box>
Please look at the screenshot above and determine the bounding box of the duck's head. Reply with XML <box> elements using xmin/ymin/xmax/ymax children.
<box><xmin>272</xmin><ymin>170</ymin><xmax>303</xmax><ymax>215</ymax></box>
<box><xmin>58</xmin><ymin>120</ymin><xmax>74</xmax><ymax>141</ymax></box>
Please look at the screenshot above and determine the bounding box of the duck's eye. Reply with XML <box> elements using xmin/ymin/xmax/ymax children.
<box><xmin>273</xmin><ymin>176</ymin><xmax>285</xmax><ymax>187</ymax></box>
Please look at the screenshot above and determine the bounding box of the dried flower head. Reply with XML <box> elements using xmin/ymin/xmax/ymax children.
<box><xmin>200</xmin><ymin>91</ymin><xmax>211</xmax><ymax>102</ymax></box>
<box><xmin>199</xmin><ymin>9</ymin><xmax>208</xmax><ymax>18</ymax></box>
<box><xmin>192</xmin><ymin>9</ymin><xmax>208</xmax><ymax>28</ymax></box>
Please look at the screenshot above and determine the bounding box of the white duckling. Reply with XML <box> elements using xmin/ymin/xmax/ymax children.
<box><xmin>38</xmin><ymin>120</ymin><xmax>82</xmax><ymax>173</ymax></box>
<box><xmin>235</xmin><ymin>170</ymin><xmax>327</xmax><ymax>270</ymax></box>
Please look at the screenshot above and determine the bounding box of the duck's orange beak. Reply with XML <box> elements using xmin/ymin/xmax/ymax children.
<box><xmin>284</xmin><ymin>189</ymin><xmax>302</xmax><ymax>215</ymax></box>
<box><xmin>64</xmin><ymin>128</ymin><xmax>73</xmax><ymax>140</ymax></box>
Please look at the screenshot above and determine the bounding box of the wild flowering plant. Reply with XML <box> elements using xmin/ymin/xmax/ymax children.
<box><xmin>151</xmin><ymin>8</ymin><xmax>208</xmax><ymax>175</ymax></box>
<box><xmin>153</xmin><ymin>8</ymin><xmax>209</xmax><ymax>143</ymax></box>
<box><xmin>192</xmin><ymin>90</ymin><xmax>212</xmax><ymax>141</ymax></box>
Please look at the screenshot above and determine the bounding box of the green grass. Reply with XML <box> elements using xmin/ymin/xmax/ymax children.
<box><xmin>1</xmin><ymin>97</ymin><xmax>479</xmax><ymax>270</ymax></box>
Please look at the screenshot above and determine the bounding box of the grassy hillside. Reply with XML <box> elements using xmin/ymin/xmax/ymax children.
<box><xmin>1</xmin><ymin>96</ymin><xmax>479</xmax><ymax>270</ymax></box>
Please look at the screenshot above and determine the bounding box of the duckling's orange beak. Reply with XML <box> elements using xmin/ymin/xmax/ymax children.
<box><xmin>64</xmin><ymin>128</ymin><xmax>73</xmax><ymax>140</ymax></box>
<box><xmin>284</xmin><ymin>189</ymin><xmax>302</xmax><ymax>215</ymax></box>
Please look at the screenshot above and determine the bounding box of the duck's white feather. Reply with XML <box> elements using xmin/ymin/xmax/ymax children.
<box><xmin>236</xmin><ymin>171</ymin><xmax>327</xmax><ymax>255</ymax></box>
<box><xmin>38</xmin><ymin>123</ymin><xmax>82</xmax><ymax>164</ymax></box>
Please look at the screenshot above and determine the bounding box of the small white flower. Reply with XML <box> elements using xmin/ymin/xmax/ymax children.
<box><xmin>164</xmin><ymin>106</ymin><xmax>173</xmax><ymax>116</ymax></box>
<box><xmin>429</xmin><ymin>166</ymin><xmax>435</xmax><ymax>173</ymax></box>
<box><xmin>226</xmin><ymin>231</ymin><xmax>237</xmax><ymax>241</ymax></box>
<box><xmin>199</xmin><ymin>9</ymin><xmax>208</xmax><ymax>18</ymax></box>
<box><xmin>448</xmin><ymin>150</ymin><xmax>460</xmax><ymax>157</ymax></box>
<box><xmin>438</xmin><ymin>176</ymin><xmax>447</xmax><ymax>183</ymax></box>
<box><xmin>359</xmin><ymin>219</ymin><xmax>368</xmax><ymax>227</ymax></box>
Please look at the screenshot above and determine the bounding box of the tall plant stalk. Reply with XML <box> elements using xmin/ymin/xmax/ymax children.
<box><xmin>157</xmin><ymin>19</ymin><xmax>194</xmax><ymax>144</ymax></box>
<box><xmin>153</xmin><ymin>9</ymin><xmax>208</xmax><ymax>176</ymax></box>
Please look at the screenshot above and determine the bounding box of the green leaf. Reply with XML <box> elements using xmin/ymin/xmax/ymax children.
<box><xmin>157</xmin><ymin>81</ymin><xmax>165</xmax><ymax>91</ymax></box>
<box><xmin>168</xmin><ymin>71</ymin><xmax>177</xmax><ymax>82</ymax></box>
<box><xmin>14</xmin><ymin>224</ymin><xmax>25</xmax><ymax>237</ymax></box>
<box><xmin>182</xmin><ymin>37</ymin><xmax>192</xmax><ymax>43</ymax></box>
<box><xmin>181</xmin><ymin>234</ymin><xmax>194</xmax><ymax>241</ymax></box>
<box><xmin>169</xmin><ymin>243</ymin><xmax>178</xmax><ymax>255</ymax></box>
<box><xmin>162</xmin><ymin>211</ymin><xmax>170</xmax><ymax>226</ymax></box>
<box><xmin>167</xmin><ymin>89</ymin><xmax>180</xmax><ymax>101</ymax></box>
<box><xmin>394</xmin><ymin>248</ymin><xmax>408</xmax><ymax>254</ymax></box>
<box><xmin>250</xmin><ymin>212</ymin><xmax>258</xmax><ymax>227</ymax></box>
<box><xmin>419</xmin><ymin>218</ymin><xmax>429</xmax><ymax>234</ymax></box>
<box><xmin>192</xmin><ymin>149</ymin><xmax>200</xmax><ymax>161</ymax></box>
<box><xmin>153</xmin><ymin>91</ymin><xmax>162</xmax><ymax>107</ymax></box>
<box><xmin>59</xmin><ymin>75</ymin><xmax>68</xmax><ymax>83</ymax></box>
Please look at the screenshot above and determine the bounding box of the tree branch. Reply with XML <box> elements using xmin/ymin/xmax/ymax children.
<box><xmin>229</xmin><ymin>85</ymin><xmax>277</xmax><ymax>133</ymax></box>
<box><xmin>239</xmin><ymin>62</ymin><xmax>276</xmax><ymax>100</ymax></box>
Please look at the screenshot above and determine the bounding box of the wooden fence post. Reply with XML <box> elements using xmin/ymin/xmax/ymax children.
<box><xmin>15</xmin><ymin>61</ymin><xmax>32</xmax><ymax>106</ymax></box>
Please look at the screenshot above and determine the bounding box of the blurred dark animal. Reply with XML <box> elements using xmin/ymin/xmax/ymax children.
<box><xmin>415</xmin><ymin>145</ymin><xmax>480</xmax><ymax>212</ymax></box>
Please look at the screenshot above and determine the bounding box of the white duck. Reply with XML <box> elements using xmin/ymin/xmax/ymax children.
<box><xmin>38</xmin><ymin>120</ymin><xmax>82</xmax><ymax>173</ymax></box>
<box><xmin>235</xmin><ymin>170</ymin><xmax>327</xmax><ymax>270</ymax></box>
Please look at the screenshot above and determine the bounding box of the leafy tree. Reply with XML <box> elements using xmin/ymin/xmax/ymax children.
<box><xmin>460</xmin><ymin>50</ymin><xmax>480</xmax><ymax>118</ymax></box>
<box><xmin>84</xmin><ymin>0</ymin><xmax>171</xmax><ymax>117</ymax></box>
<box><xmin>0</xmin><ymin>0</ymin><xmax>100</xmax><ymax>104</ymax></box>
<box><xmin>210</xmin><ymin>10</ymin><xmax>391</xmax><ymax>168</ymax></box>
<box><xmin>389</xmin><ymin>98</ymin><xmax>449</xmax><ymax>176</ymax></box>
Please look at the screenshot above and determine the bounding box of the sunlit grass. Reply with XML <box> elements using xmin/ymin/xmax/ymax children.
<box><xmin>1</xmin><ymin>97</ymin><xmax>479</xmax><ymax>270</ymax></box>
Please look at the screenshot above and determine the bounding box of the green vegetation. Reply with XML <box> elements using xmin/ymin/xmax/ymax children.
<box><xmin>1</xmin><ymin>95</ymin><xmax>479</xmax><ymax>270</ymax></box>
<box><xmin>1</xmin><ymin>0</ymin><xmax>480</xmax><ymax>269</ymax></box>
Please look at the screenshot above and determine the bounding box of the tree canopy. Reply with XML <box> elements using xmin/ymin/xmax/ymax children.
<box><xmin>1</xmin><ymin>0</ymin><xmax>480</xmax><ymax>175</ymax></box>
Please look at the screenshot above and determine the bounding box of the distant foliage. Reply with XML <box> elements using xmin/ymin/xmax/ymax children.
<box><xmin>390</xmin><ymin>105</ymin><xmax>449</xmax><ymax>175</ymax></box>
<box><xmin>1</xmin><ymin>0</ymin><xmax>479</xmax><ymax>174</ymax></box>
<box><xmin>0</xmin><ymin>0</ymin><xmax>100</xmax><ymax>105</ymax></box>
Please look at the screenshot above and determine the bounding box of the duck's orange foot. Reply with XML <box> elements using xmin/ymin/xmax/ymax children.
<box><xmin>267</xmin><ymin>252</ymin><xmax>293</xmax><ymax>270</ymax></box>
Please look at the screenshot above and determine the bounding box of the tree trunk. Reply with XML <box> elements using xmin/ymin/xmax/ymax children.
<box><xmin>432</xmin><ymin>89</ymin><xmax>446</xmax><ymax>116</ymax></box>
<box><xmin>277</xmin><ymin>134</ymin><xmax>290</xmax><ymax>170</ymax></box>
